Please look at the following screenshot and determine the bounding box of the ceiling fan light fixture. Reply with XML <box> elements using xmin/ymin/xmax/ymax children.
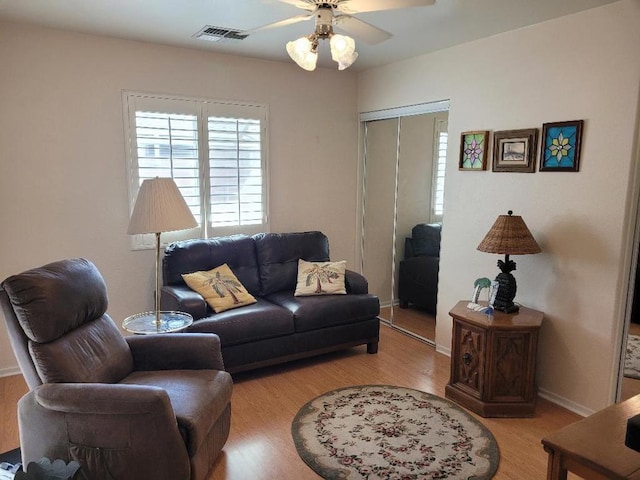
<box><xmin>329</xmin><ymin>33</ymin><xmax>358</xmax><ymax>70</ymax></box>
<box><xmin>286</xmin><ymin>35</ymin><xmax>318</xmax><ymax>71</ymax></box>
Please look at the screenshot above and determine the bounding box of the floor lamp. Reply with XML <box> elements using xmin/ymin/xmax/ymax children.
<box><xmin>127</xmin><ymin>177</ymin><xmax>197</xmax><ymax>329</ymax></box>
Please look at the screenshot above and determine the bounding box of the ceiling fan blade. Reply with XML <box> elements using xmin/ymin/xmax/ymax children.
<box><xmin>242</xmin><ymin>13</ymin><xmax>314</xmax><ymax>35</ymax></box>
<box><xmin>333</xmin><ymin>15</ymin><xmax>392</xmax><ymax>45</ymax></box>
<box><xmin>337</xmin><ymin>0</ymin><xmax>435</xmax><ymax>15</ymax></box>
<box><xmin>274</xmin><ymin>0</ymin><xmax>317</xmax><ymax>11</ymax></box>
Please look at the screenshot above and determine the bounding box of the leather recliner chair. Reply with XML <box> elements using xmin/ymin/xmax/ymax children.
<box><xmin>0</xmin><ymin>258</ymin><xmax>233</xmax><ymax>480</ymax></box>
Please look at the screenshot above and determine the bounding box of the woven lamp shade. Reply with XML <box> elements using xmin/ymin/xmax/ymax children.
<box><xmin>477</xmin><ymin>211</ymin><xmax>541</xmax><ymax>255</ymax></box>
<box><xmin>127</xmin><ymin>177</ymin><xmax>197</xmax><ymax>235</ymax></box>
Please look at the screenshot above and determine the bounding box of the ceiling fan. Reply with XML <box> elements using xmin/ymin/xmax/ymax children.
<box><xmin>245</xmin><ymin>0</ymin><xmax>436</xmax><ymax>71</ymax></box>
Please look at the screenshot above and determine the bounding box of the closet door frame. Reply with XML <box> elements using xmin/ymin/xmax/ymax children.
<box><xmin>358</xmin><ymin>100</ymin><xmax>450</xmax><ymax>345</ymax></box>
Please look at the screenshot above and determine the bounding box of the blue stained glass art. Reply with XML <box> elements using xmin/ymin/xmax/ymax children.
<box><xmin>540</xmin><ymin>120</ymin><xmax>583</xmax><ymax>172</ymax></box>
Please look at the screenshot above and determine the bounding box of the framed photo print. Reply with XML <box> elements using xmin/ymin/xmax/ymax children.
<box><xmin>492</xmin><ymin>128</ymin><xmax>538</xmax><ymax>173</ymax></box>
<box><xmin>459</xmin><ymin>131</ymin><xmax>489</xmax><ymax>171</ymax></box>
<box><xmin>539</xmin><ymin>120</ymin><xmax>584</xmax><ymax>172</ymax></box>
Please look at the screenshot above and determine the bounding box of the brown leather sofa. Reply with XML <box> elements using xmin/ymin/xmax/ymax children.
<box><xmin>0</xmin><ymin>258</ymin><xmax>232</xmax><ymax>480</ymax></box>
<box><xmin>161</xmin><ymin>231</ymin><xmax>381</xmax><ymax>373</ymax></box>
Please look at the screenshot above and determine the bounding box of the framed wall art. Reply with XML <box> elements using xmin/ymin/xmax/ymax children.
<box><xmin>492</xmin><ymin>128</ymin><xmax>538</xmax><ymax>173</ymax></box>
<box><xmin>539</xmin><ymin>120</ymin><xmax>584</xmax><ymax>172</ymax></box>
<box><xmin>459</xmin><ymin>131</ymin><xmax>489</xmax><ymax>171</ymax></box>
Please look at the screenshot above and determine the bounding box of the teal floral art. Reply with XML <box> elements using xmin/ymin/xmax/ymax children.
<box><xmin>541</xmin><ymin>120</ymin><xmax>584</xmax><ymax>171</ymax></box>
<box><xmin>459</xmin><ymin>131</ymin><xmax>489</xmax><ymax>170</ymax></box>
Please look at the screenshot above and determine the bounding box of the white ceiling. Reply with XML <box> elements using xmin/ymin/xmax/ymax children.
<box><xmin>0</xmin><ymin>0</ymin><xmax>619</xmax><ymax>71</ymax></box>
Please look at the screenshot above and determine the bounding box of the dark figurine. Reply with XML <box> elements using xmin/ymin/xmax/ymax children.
<box><xmin>492</xmin><ymin>257</ymin><xmax>519</xmax><ymax>313</ymax></box>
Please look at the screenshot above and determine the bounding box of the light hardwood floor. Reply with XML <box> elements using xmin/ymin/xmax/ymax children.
<box><xmin>380</xmin><ymin>305</ymin><xmax>436</xmax><ymax>342</ymax></box>
<box><xmin>1</xmin><ymin>325</ymin><xmax>584</xmax><ymax>479</ymax></box>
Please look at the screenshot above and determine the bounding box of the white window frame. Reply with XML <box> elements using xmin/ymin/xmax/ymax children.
<box><xmin>122</xmin><ymin>91</ymin><xmax>270</xmax><ymax>250</ymax></box>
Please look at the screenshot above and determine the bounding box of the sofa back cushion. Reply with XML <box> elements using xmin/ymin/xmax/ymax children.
<box><xmin>163</xmin><ymin>235</ymin><xmax>261</xmax><ymax>296</ymax></box>
<box><xmin>411</xmin><ymin>223</ymin><xmax>442</xmax><ymax>257</ymax></box>
<box><xmin>254</xmin><ymin>231</ymin><xmax>330</xmax><ymax>296</ymax></box>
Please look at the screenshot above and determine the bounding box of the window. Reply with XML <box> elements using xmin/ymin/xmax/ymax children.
<box><xmin>431</xmin><ymin>119</ymin><xmax>448</xmax><ymax>222</ymax></box>
<box><xmin>123</xmin><ymin>92</ymin><xmax>269</xmax><ymax>249</ymax></box>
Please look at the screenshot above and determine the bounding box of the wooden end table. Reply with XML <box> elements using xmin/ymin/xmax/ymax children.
<box><xmin>542</xmin><ymin>394</ymin><xmax>640</xmax><ymax>479</ymax></box>
<box><xmin>445</xmin><ymin>300</ymin><xmax>543</xmax><ymax>417</ymax></box>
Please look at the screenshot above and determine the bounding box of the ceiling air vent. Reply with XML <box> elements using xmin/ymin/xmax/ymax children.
<box><xmin>193</xmin><ymin>25</ymin><xmax>249</xmax><ymax>42</ymax></box>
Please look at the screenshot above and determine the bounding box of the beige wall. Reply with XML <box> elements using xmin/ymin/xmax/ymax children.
<box><xmin>0</xmin><ymin>22</ymin><xmax>359</xmax><ymax>375</ymax></box>
<box><xmin>358</xmin><ymin>0</ymin><xmax>640</xmax><ymax>414</ymax></box>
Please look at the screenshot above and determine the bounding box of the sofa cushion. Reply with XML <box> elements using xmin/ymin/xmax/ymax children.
<box><xmin>294</xmin><ymin>260</ymin><xmax>346</xmax><ymax>296</ymax></box>
<box><xmin>253</xmin><ymin>231</ymin><xmax>330</xmax><ymax>296</ymax></box>
<box><xmin>163</xmin><ymin>235</ymin><xmax>261</xmax><ymax>296</ymax></box>
<box><xmin>182</xmin><ymin>264</ymin><xmax>257</xmax><ymax>313</ymax></box>
<box><xmin>265</xmin><ymin>291</ymin><xmax>379</xmax><ymax>333</ymax></box>
<box><xmin>186</xmin><ymin>298</ymin><xmax>294</xmax><ymax>347</ymax></box>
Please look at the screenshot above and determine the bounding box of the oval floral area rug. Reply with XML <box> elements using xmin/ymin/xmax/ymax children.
<box><xmin>291</xmin><ymin>385</ymin><xmax>499</xmax><ymax>479</ymax></box>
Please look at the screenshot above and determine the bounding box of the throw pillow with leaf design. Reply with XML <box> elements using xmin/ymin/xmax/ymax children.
<box><xmin>182</xmin><ymin>263</ymin><xmax>257</xmax><ymax>313</ymax></box>
<box><xmin>294</xmin><ymin>259</ymin><xmax>347</xmax><ymax>296</ymax></box>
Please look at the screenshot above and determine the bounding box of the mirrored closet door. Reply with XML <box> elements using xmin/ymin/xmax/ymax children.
<box><xmin>361</xmin><ymin>102</ymin><xmax>449</xmax><ymax>344</ymax></box>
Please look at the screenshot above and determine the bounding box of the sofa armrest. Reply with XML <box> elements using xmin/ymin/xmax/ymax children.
<box><xmin>161</xmin><ymin>285</ymin><xmax>208</xmax><ymax>319</ymax></box>
<box><xmin>345</xmin><ymin>270</ymin><xmax>368</xmax><ymax>294</ymax></box>
<box><xmin>126</xmin><ymin>333</ymin><xmax>225</xmax><ymax>371</ymax></box>
<box><xmin>404</xmin><ymin>237</ymin><xmax>415</xmax><ymax>259</ymax></box>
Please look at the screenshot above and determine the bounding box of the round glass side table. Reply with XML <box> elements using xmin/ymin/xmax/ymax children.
<box><xmin>122</xmin><ymin>311</ymin><xmax>193</xmax><ymax>335</ymax></box>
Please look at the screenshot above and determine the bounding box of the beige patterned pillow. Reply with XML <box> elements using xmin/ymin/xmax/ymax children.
<box><xmin>182</xmin><ymin>264</ymin><xmax>257</xmax><ymax>313</ymax></box>
<box><xmin>294</xmin><ymin>259</ymin><xmax>347</xmax><ymax>296</ymax></box>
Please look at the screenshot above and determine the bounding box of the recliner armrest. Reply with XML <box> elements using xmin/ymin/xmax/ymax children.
<box><xmin>345</xmin><ymin>270</ymin><xmax>368</xmax><ymax>294</ymax></box>
<box><xmin>126</xmin><ymin>333</ymin><xmax>225</xmax><ymax>371</ymax></box>
<box><xmin>34</xmin><ymin>383</ymin><xmax>173</xmax><ymax>415</ymax></box>
<box><xmin>161</xmin><ymin>285</ymin><xmax>208</xmax><ymax>319</ymax></box>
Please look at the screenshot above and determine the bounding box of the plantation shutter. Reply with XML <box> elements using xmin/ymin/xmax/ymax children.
<box><xmin>133</xmin><ymin>111</ymin><xmax>202</xmax><ymax>225</ymax></box>
<box><xmin>431</xmin><ymin>120</ymin><xmax>448</xmax><ymax>222</ymax></box>
<box><xmin>205</xmin><ymin>103</ymin><xmax>267</xmax><ymax>234</ymax></box>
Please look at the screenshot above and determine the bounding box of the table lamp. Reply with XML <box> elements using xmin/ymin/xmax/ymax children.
<box><xmin>127</xmin><ymin>177</ymin><xmax>197</xmax><ymax>327</ymax></box>
<box><xmin>477</xmin><ymin>210</ymin><xmax>541</xmax><ymax>313</ymax></box>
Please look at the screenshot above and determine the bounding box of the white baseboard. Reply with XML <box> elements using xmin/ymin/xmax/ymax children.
<box><xmin>0</xmin><ymin>366</ymin><xmax>20</xmax><ymax>378</ymax></box>
<box><xmin>436</xmin><ymin>344</ymin><xmax>451</xmax><ymax>356</ymax></box>
<box><xmin>538</xmin><ymin>387</ymin><xmax>594</xmax><ymax>417</ymax></box>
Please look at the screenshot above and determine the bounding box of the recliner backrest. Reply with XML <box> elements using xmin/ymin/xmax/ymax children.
<box><xmin>1</xmin><ymin>258</ymin><xmax>133</xmax><ymax>388</ymax></box>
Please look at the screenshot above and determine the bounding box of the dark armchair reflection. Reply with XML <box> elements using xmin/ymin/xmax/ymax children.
<box><xmin>398</xmin><ymin>223</ymin><xmax>441</xmax><ymax>314</ymax></box>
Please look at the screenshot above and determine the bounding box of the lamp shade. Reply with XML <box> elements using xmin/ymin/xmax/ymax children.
<box><xmin>477</xmin><ymin>210</ymin><xmax>541</xmax><ymax>255</ymax></box>
<box><xmin>127</xmin><ymin>177</ymin><xmax>197</xmax><ymax>235</ymax></box>
<box><xmin>286</xmin><ymin>36</ymin><xmax>318</xmax><ymax>71</ymax></box>
<box><xmin>330</xmin><ymin>34</ymin><xmax>358</xmax><ymax>70</ymax></box>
